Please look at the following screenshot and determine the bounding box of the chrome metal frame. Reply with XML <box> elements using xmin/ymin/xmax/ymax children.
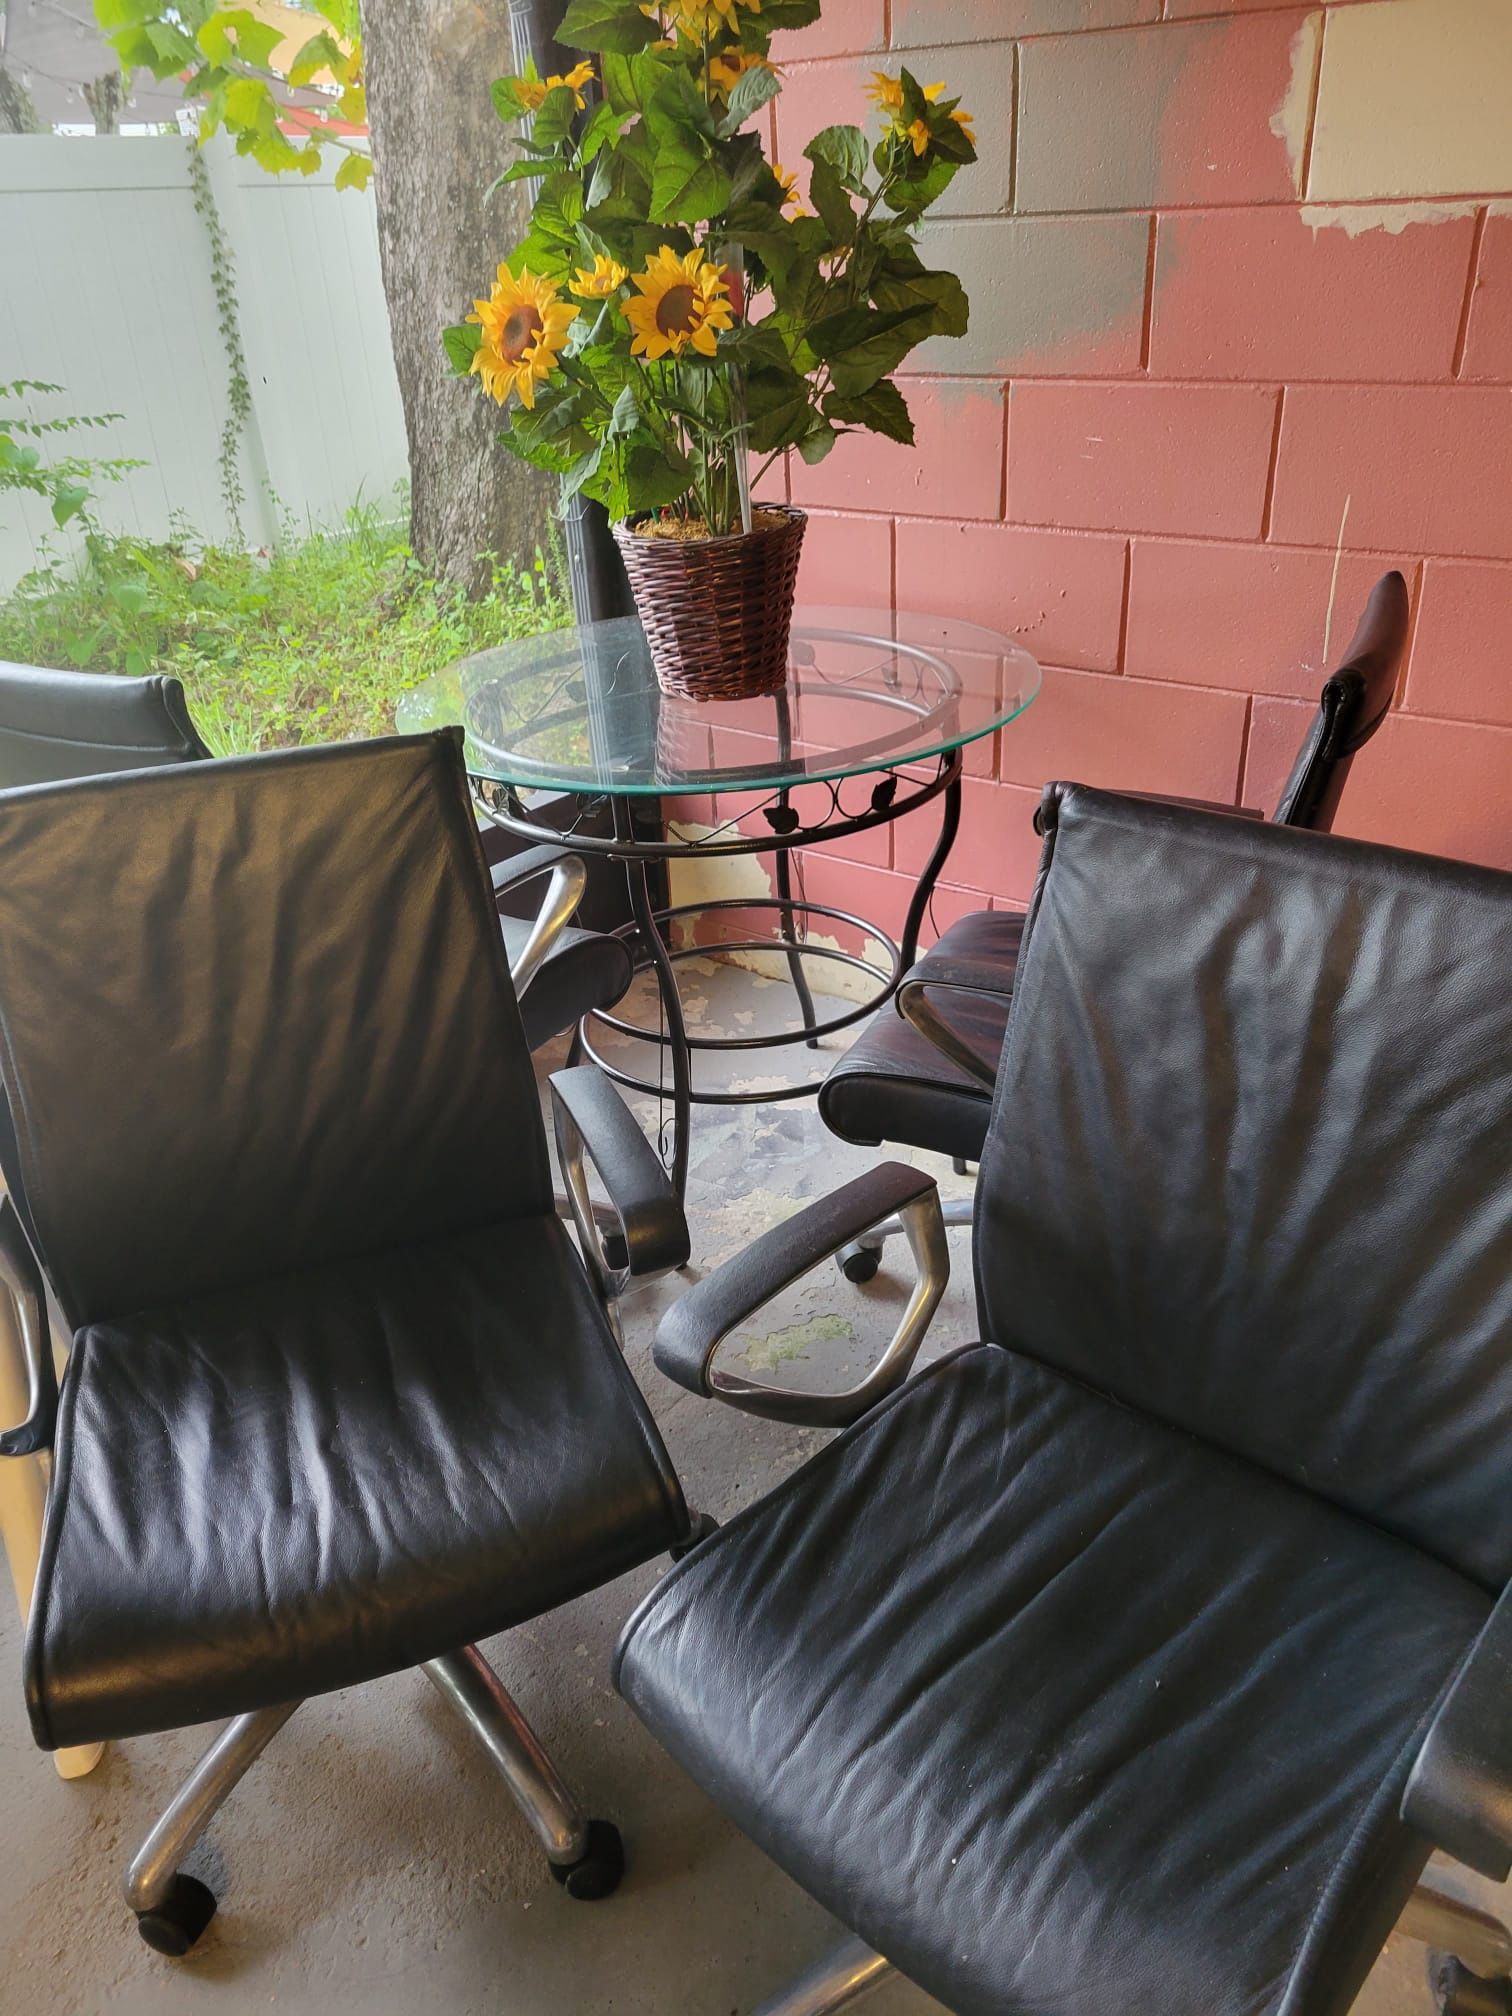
<box><xmin>837</xmin><ymin>1193</ymin><xmax>973</xmax><ymax>1279</ymax></box>
<box><xmin>552</xmin><ymin>1093</ymin><xmax>628</xmax><ymax>1342</ymax></box>
<box><xmin>124</xmin><ymin>1699</ymin><xmax>301</xmax><ymax>1914</ymax></box>
<box><xmin>752</xmin><ymin>1884</ymin><xmax>1512</xmax><ymax>2016</ymax></box>
<box><xmin>895</xmin><ymin>972</ymin><xmax>1003</xmax><ymax>1091</ymax></box>
<box><xmin>752</xmin><ymin>1936</ymin><xmax>892</xmax><ymax>2016</ymax></box>
<box><xmin>496</xmin><ymin>850</ymin><xmax>589</xmax><ymax>1004</ymax></box>
<box><xmin>708</xmin><ymin>1185</ymin><xmax>950</xmax><ymax>1430</ymax></box>
<box><xmin>423</xmin><ymin>1645</ymin><xmax>587</xmax><ymax>1865</ymax></box>
<box><xmin>121</xmin><ymin>1643</ymin><xmax>597</xmax><ymax>1925</ymax></box>
<box><xmin>1401</xmin><ymin>1884</ymin><xmax>1512</xmax><ymax>1983</ymax></box>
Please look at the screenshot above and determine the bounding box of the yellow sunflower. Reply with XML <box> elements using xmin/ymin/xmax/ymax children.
<box><xmin>951</xmin><ymin>105</ymin><xmax>976</xmax><ymax>147</ymax></box>
<box><xmin>865</xmin><ymin>71</ymin><xmax>905</xmax><ymax>116</ymax></box>
<box><xmin>573</xmin><ymin>254</ymin><xmax>629</xmax><ymax>297</ymax></box>
<box><xmin>773</xmin><ymin>162</ymin><xmax>807</xmax><ymax>215</ymax></box>
<box><xmin>660</xmin><ymin>0</ymin><xmax>759</xmax><ymax>37</ymax></box>
<box><xmin>708</xmin><ymin>48</ymin><xmax>776</xmax><ymax>99</ymax></box>
<box><xmin>623</xmin><ymin>247</ymin><xmax>736</xmax><ymax>360</ymax></box>
<box><xmin>467</xmin><ymin>266</ymin><xmax>579</xmax><ymax>409</ymax></box>
<box><xmin>515</xmin><ymin>58</ymin><xmax>596</xmax><ymax>113</ymax></box>
<box><xmin>866</xmin><ymin>71</ymin><xmax>948</xmax><ymax>153</ymax></box>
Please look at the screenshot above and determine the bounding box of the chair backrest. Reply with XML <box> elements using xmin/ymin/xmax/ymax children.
<box><xmin>0</xmin><ymin>661</ymin><xmax>211</xmax><ymax>789</ymax></box>
<box><xmin>1270</xmin><ymin>570</ymin><xmax>1409</xmax><ymax>830</ymax></box>
<box><xmin>0</xmin><ymin>731</ymin><xmax>550</xmax><ymax>1327</ymax></box>
<box><xmin>975</xmin><ymin>785</ymin><xmax>1512</xmax><ymax>1592</ymax></box>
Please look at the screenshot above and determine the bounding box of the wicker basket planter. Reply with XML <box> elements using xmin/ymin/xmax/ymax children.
<box><xmin>615</xmin><ymin>505</ymin><xmax>807</xmax><ymax>701</ymax></box>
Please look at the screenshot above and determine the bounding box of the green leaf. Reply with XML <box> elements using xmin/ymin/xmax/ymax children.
<box><xmin>585</xmin><ymin>128</ymin><xmax>654</xmax><ymax>223</ymax></box>
<box><xmin>807</xmin><ymin>305</ymin><xmax>933</xmax><ymax>395</ymax></box>
<box><xmin>144</xmin><ymin>21</ymin><xmax>200</xmax><ymax>69</ymax></box>
<box><xmin>752</xmin><ymin>0</ymin><xmax>822</xmax><ymax>26</ymax></box>
<box><xmin>743</xmin><ymin>359</ymin><xmax>813</xmax><ymax>453</ymax></box>
<box><xmin>883</xmin><ymin>150</ymin><xmax>959</xmax><ymax>216</ymax></box>
<box><xmin>197</xmin><ymin>8</ymin><xmax>285</xmax><ymax>70</ymax></box>
<box><xmin>649</xmin><ymin>139</ymin><xmax>731</xmax><ymax>226</ymax></box>
<box><xmin>824</xmin><ymin>379</ymin><xmax>914</xmax><ymax>444</ymax></box>
<box><xmin>50</xmin><ymin>481</ymin><xmax>90</xmax><ymax>528</ymax></box>
<box><xmin>485</xmin><ymin>157</ymin><xmax>546</xmax><ymax>196</ymax></box>
<box><xmin>531</xmin><ymin>83</ymin><xmax>578</xmax><ymax>149</ymax></box>
<box><xmin>108</xmin><ymin>25</ymin><xmax>160</xmax><ymax>69</ymax></box>
<box><xmin>626</xmin><ymin>441</ymin><xmax>694</xmax><ymax>513</ymax></box>
<box><xmin>870</xmin><ymin>262</ymin><xmax>969</xmax><ymax>338</ymax></box>
<box><xmin>577</xmin><ymin>98</ymin><xmax>623</xmax><ymax>165</ymax></box>
<box><xmin>559</xmin><ymin>435</ymin><xmax>606</xmax><ymax>503</ymax></box>
<box><xmin>442</xmin><ymin>323</ymin><xmax>483</xmax><ymax>375</ymax></box>
<box><xmin>287</xmin><ymin>29</ymin><xmax>346</xmax><ymax>85</ymax></box>
<box><xmin>601</xmin><ymin>48</ymin><xmax>673</xmax><ymax>114</ymax></box>
<box><xmin>719</xmin><ymin>63</ymin><xmax>783</xmax><ymax>137</ymax></box>
<box><xmin>223</xmin><ymin>73</ymin><xmax>273</xmax><ymax>129</ymax></box>
<box><xmin>645</xmin><ymin>62</ymin><xmax>717</xmax><ymax>145</ymax></box>
<box><xmin>606</xmin><ymin>384</ymin><xmax>641</xmax><ymax>438</ymax></box>
<box><xmin>333</xmin><ymin>151</ymin><xmax>372</xmax><ymax>192</ymax></box>
<box><xmin>796</xmin><ymin>423</ymin><xmax>837</xmax><ymax>465</ymax></box>
<box><xmin>491</xmin><ymin>76</ymin><xmax>527</xmax><ymax>121</ymax></box>
<box><xmin>94</xmin><ymin>0</ymin><xmax>156</xmax><ymax>29</ymax></box>
<box><xmin>556</xmin><ymin>0</ymin><xmax>659</xmax><ymax>54</ymax></box>
<box><xmin>804</xmin><ymin>123</ymin><xmax>869</xmax><ymax>193</ymax></box>
<box><xmin>807</xmin><ymin>157</ymin><xmax>856</xmax><ymax>246</ymax></box>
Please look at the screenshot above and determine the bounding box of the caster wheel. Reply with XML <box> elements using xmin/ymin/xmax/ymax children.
<box><xmin>670</xmin><ymin>1511</ymin><xmax>720</xmax><ymax>1561</ymax></box>
<box><xmin>839</xmin><ymin>1246</ymin><xmax>881</xmax><ymax>1286</ymax></box>
<box><xmin>135</xmin><ymin>1873</ymin><xmax>218</xmax><ymax>1956</ymax></box>
<box><xmin>1429</xmin><ymin>1953</ymin><xmax>1512</xmax><ymax>2015</ymax></box>
<box><xmin>549</xmin><ymin>1819</ymin><xmax>624</xmax><ymax>1901</ymax></box>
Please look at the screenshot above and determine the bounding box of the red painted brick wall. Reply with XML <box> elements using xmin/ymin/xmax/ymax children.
<box><xmin>749</xmin><ymin>0</ymin><xmax>1512</xmax><ymax>928</ymax></box>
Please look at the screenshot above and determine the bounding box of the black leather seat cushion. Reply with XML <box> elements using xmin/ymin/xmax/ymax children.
<box><xmin>497</xmin><ymin>913</ymin><xmax>634</xmax><ymax>1050</ymax></box>
<box><xmin>31</xmin><ymin>1214</ymin><xmax>687</xmax><ymax>1749</ymax></box>
<box><xmin>617</xmin><ymin>1345</ymin><xmax>1488</xmax><ymax>2016</ymax></box>
<box><xmin>818</xmin><ymin>912</ymin><xmax>1020</xmax><ymax>1163</ymax></box>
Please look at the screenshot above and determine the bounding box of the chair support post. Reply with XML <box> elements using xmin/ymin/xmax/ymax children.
<box><xmin>1399</xmin><ymin>1884</ymin><xmax>1512</xmax><ymax>1980</ymax></box>
<box><xmin>122</xmin><ymin>1699</ymin><xmax>301</xmax><ymax>1914</ymax></box>
<box><xmin>423</xmin><ymin>1645</ymin><xmax>588</xmax><ymax>1866</ymax></box>
<box><xmin>751</xmin><ymin>1937</ymin><xmax>895</xmax><ymax>2016</ymax></box>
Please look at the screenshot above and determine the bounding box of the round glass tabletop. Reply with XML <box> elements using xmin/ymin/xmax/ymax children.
<box><xmin>395</xmin><ymin>606</ymin><xmax>1040</xmax><ymax>797</ymax></box>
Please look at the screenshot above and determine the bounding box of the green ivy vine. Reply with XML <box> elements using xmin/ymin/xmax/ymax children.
<box><xmin>186</xmin><ymin>140</ymin><xmax>254</xmax><ymax>543</ymax></box>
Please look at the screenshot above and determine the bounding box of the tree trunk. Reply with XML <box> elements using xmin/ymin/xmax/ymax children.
<box><xmin>362</xmin><ymin>0</ymin><xmax>556</xmax><ymax>594</ymax></box>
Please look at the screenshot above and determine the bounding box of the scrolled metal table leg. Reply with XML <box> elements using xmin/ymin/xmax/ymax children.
<box><xmin>898</xmin><ymin>763</ymin><xmax>963</xmax><ymax>971</ymax></box>
<box><xmin>616</xmin><ymin>806</ymin><xmax>692</xmax><ymax>1203</ymax></box>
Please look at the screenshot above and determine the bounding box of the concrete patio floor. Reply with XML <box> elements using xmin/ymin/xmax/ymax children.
<box><xmin>0</xmin><ymin>958</ymin><xmax>1502</xmax><ymax>2015</ymax></box>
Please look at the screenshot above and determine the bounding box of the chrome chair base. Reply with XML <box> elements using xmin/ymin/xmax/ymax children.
<box><xmin>753</xmin><ymin>1885</ymin><xmax>1512</xmax><ymax>2016</ymax></box>
<box><xmin>838</xmin><ymin>1193</ymin><xmax>973</xmax><ymax>1284</ymax></box>
<box><xmin>120</xmin><ymin>1640</ymin><xmax>618</xmax><ymax>1953</ymax></box>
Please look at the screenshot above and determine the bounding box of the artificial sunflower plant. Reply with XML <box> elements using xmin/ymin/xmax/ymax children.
<box><xmin>442</xmin><ymin>0</ymin><xmax>976</xmax><ymax>537</ymax></box>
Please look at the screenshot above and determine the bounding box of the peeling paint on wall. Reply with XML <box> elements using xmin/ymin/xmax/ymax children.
<box><xmin>1270</xmin><ymin>11</ymin><xmax>1323</xmax><ymax>199</ymax></box>
<box><xmin>1299</xmin><ymin>201</ymin><xmax>1480</xmax><ymax>238</ymax></box>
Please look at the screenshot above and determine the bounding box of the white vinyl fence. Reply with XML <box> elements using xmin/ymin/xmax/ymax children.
<box><xmin>0</xmin><ymin>133</ymin><xmax>408</xmax><ymax>591</ymax></box>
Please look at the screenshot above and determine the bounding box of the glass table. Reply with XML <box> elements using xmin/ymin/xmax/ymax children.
<box><xmin>398</xmin><ymin>606</ymin><xmax>1040</xmax><ymax>1199</ymax></box>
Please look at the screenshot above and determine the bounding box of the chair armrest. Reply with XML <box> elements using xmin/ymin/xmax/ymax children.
<box><xmin>654</xmin><ymin>1162</ymin><xmax>949</xmax><ymax>1429</ymax></box>
<box><xmin>896</xmin><ymin>947</ymin><xmax>1014</xmax><ymax>1090</ymax></box>
<box><xmin>550</xmin><ymin>1066</ymin><xmax>690</xmax><ymax>1296</ymax></box>
<box><xmin>1402</xmin><ymin>1583</ymin><xmax>1512</xmax><ymax>1881</ymax></box>
<box><xmin>0</xmin><ymin>1194</ymin><xmax>56</xmax><ymax>1458</ymax></box>
<box><xmin>491</xmin><ymin>845</ymin><xmax>588</xmax><ymax>1003</ymax></box>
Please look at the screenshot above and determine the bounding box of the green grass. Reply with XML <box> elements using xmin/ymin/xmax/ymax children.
<box><xmin>0</xmin><ymin>500</ymin><xmax>572</xmax><ymax>755</ymax></box>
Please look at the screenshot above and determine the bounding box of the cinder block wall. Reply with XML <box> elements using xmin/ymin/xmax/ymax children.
<box><xmin>748</xmin><ymin>0</ymin><xmax>1512</xmax><ymax>935</ymax></box>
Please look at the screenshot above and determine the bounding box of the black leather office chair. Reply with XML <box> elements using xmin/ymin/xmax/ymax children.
<box><xmin>0</xmin><ymin>730</ymin><xmax>695</xmax><ymax>1955</ymax></box>
<box><xmin>622</xmin><ymin>785</ymin><xmax>1512</xmax><ymax>2016</ymax></box>
<box><xmin>818</xmin><ymin>572</ymin><xmax>1411</xmax><ymax>1277</ymax></box>
<box><xmin>0</xmin><ymin>658</ymin><xmax>632</xmax><ymax>1050</ymax></box>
